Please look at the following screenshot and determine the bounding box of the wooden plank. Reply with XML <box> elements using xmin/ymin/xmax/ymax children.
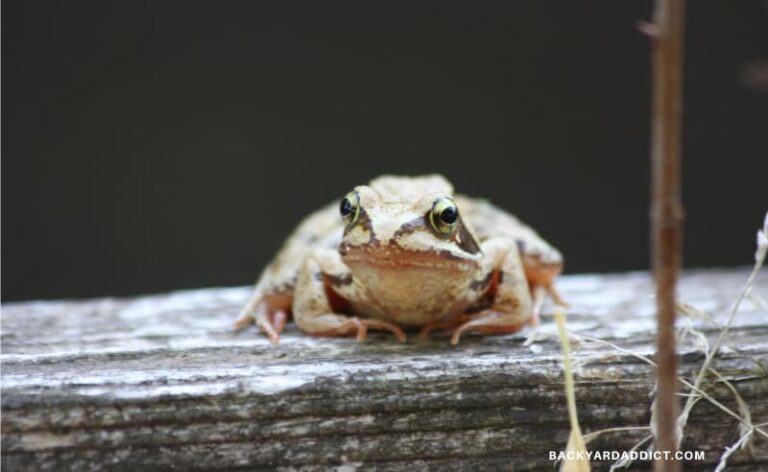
<box><xmin>2</xmin><ymin>269</ymin><xmax>767</xmax><ymax>470</ymax></box>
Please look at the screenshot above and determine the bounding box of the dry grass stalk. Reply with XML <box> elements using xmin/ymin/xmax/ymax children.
<box><xmin>556</xmin><ymin>213</ymin><xmax>767</xmax><ymax>470</ymax></box>
<box><xmin>578</xmin><ymin>332</ymin><xmax>768</xmax><ymax>441</ymax></box>
<box><xmin>678</xmin><ymin>214</ymin><xmax>767</xmax><ymax>434</ymax></box>
<box><xmin>556</xmin><ymin>310</ymin><xmax>591</xmax><ymax>472</ymax></box>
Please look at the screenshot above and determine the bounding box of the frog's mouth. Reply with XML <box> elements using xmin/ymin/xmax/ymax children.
<box><xmin>339</xmin><ymin>243</ymin><xmax>478</xmax><ymax>271</ymax></box>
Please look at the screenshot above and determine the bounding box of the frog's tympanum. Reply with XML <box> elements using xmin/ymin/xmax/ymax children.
<box><xmin>236</xmin><ymin>175</ymin><xmax>564</xmax><ymax>345</ymax></box>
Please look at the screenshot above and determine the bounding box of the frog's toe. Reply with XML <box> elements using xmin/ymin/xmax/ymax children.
<box><xmin>545</xmin><ymin>283</ymin><xmax>569</xmax><ymax>307</ymax></box>
<box><xmin>256</xmin><ymin>311</ymin><xmax>285</xmax><ymax>346</ymax></box>
<box><xmin>450</xmin><ymin>311</ymin><xmax>526</xmax><ymax>345</ymax></box>
<box><xmin>270</xmin><ymin>309</ymin><xmax>288</xmax><ymax>334</ymax></box>
<box><xmin>233</xmin><ymin>312</ymin><xmax>254</xmax><ymax>331</ymax></box>
<box><xmin>529</xmin><ymin>283</ymin><xmax>569</xmax><ymax>325</ymax></box>
<box><xmin>418</xmin><ymin>315</ymin><xmax>471</xmax><ymax>341</ymax></box>
<box><xmin>360</xmin><ymin>319</ymin><xmax>407</xmax><ymax>343</ymax></box>
<box><xmin>309</xmin><ymin>316</ymin><xmax>406</xmax><ymax>343</ymax></box>
<box><xmin>235</xmin><ymin>300</ymin><xmax>282</xmax><ymax>345</ymax></box>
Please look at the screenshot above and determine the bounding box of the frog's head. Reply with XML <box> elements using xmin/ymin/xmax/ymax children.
<box><xmin>337</xmin><ymin>175</ymin><xmax>483</xmax><ymax>275</ymax></box>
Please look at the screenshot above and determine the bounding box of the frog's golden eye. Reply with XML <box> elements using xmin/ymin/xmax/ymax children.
<box><xmin>429</xmin><ymin>197</ymin><xmax>459</xmax><ymax>234</ymax></box>
<box><xmin>339</xmin><ymin>191</ymin><xmax>361</xmax><ymax>225</ymax></box>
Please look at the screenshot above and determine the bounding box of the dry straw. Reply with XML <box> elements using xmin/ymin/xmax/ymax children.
<box><xmin>556</xmin><ymin>310</ymin><xmax>591</xmax><ymax>472</ymax></box>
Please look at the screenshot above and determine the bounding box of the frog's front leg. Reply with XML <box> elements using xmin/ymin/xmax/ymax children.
<box><xmin>293</xmin><ymin>248</ymin><xmax>407</xmax><ymax>342</ymax></box>
<box><xmin>450</xmin><ymin>237</ymin><xmax>533</xmax><ymax>345</ymax></box>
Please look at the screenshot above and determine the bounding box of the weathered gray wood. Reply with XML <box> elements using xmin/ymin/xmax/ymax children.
<box><xmin>2</xmin><ymin>268</ymin><xmax>767</xmax><ymax>471</ymax></box>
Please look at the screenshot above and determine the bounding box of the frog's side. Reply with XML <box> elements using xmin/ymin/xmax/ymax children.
<box><xmin>235</xmin><ymin>174</ymin><xmax>564</xmax><ymax>345</ymax></box>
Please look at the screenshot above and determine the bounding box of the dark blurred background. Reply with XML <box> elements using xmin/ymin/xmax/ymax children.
<box><xmin>3</xmin><ymin>1</ymin><xmax>767</xmax><ymax>301</ymax></box>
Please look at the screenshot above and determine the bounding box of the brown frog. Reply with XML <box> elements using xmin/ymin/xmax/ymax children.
<box><xmin>235</xmin><ymin>174</ymin><xmax>564</xmax><ymax>345</ymax></box>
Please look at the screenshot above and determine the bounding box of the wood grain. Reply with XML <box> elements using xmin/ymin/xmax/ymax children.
<box><xmin>2</xmin><ymin>269</ymin><xmax>767</xmax><ymax>470</ymax></box>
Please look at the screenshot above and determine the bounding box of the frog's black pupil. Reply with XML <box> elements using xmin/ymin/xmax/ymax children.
<box><xmin>340</xmin><ymin>198</ymin><xmax>353</xmax><ymax>217</ymax></box>
<box><xmin>440</xmin><ymin>206</ymin><xmax>458</xmax><ymax>224</ymax></box>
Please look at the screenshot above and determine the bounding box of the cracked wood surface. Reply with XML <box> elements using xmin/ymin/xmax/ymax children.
<box><xmin>2</xmin><ymin>268</ymin><xmax>767</xmax><ymax>471</ymax></box>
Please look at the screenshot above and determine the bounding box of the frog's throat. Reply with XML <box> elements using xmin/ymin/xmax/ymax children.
<box><xmin>341</xmin><ymin>248</ymin><xmax>479</xmax><ymax>325</ymax></box>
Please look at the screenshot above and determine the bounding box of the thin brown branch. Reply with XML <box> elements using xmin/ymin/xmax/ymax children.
<box><xmin>649</xmin><ymin>0</ymin><xmax>686</xmax><ymax>471</ymax></box>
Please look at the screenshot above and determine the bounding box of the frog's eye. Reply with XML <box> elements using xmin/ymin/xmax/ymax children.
<box><xmin>429</xmin><ymin>197</ymin><xmax>459</xmax><ymax>234</ymax></box>
<box><xmin>339</xmin><ymin>191</ymin><xmax>361</xmax><ymax>225</ymax></box>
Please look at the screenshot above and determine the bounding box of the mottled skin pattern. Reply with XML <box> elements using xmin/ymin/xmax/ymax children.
<box><xmin>236</xmin><ymin>175</ymin><xmax>564</xmax><ymax>345</ymax></box>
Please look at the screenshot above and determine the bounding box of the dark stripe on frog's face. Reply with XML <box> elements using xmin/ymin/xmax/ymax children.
<box><xmin>454</xmin><ymin>218</ymin><xmax>481</xmax><ymax>255</ymax></box>
<box><xmin>392</xmin><ymin>216</ymin><xmax>427</xmax><ymax>239</ymax></box>
<box><xmin>391</xmin><ymin>215</ymin><xmax>482</xmax><ymax>256</ymax></box>
<box><xmin>343</xmin><ymin>207</ymin><xmax>380</xmax><ymax>246</ymax></box>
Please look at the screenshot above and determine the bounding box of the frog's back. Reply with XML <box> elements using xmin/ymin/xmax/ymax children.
<box><xmin>455</xmin><ymin>195</ymin><xmax>563</xmax><ymax>267</ymax></box>
<box><xmin>255</xmin><ymin>201</ymin><xmax>343</xmax><ymax>295</ymax></box>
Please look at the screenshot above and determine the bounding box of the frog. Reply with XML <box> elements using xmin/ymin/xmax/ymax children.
<box><xmin>235</xmin><ymin>174</ymin><xmax>564</xmax><ymax>345</ymax></box>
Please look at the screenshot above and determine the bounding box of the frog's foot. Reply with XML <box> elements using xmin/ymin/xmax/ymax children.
<box><xmin>234</xmin><ymin>294</ymin><xmax>291</xmax><ymax>345</ymax></box>
<box><xmin>530</xmin><ymin>283</ymin><xmax>569</xmax><ymax>325</ymax></box>
<box><xmin>450</xmin><ymin>311</ymin><xmax>527</xmax><ymax>345</ymax></box>
<box><xmin>314</xmin><ymin>316</ymin><xmax>407</xmax><ymax>343</ymax></box>
<box><xmin>234</xmin><ymin>303</ymin><xmax>281</xmax><ymax>345</ymax></box>
<box><xmin>523</xmin><ymin>251</ymin><xmax>567</xmax><ymax>320</ymax></box>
